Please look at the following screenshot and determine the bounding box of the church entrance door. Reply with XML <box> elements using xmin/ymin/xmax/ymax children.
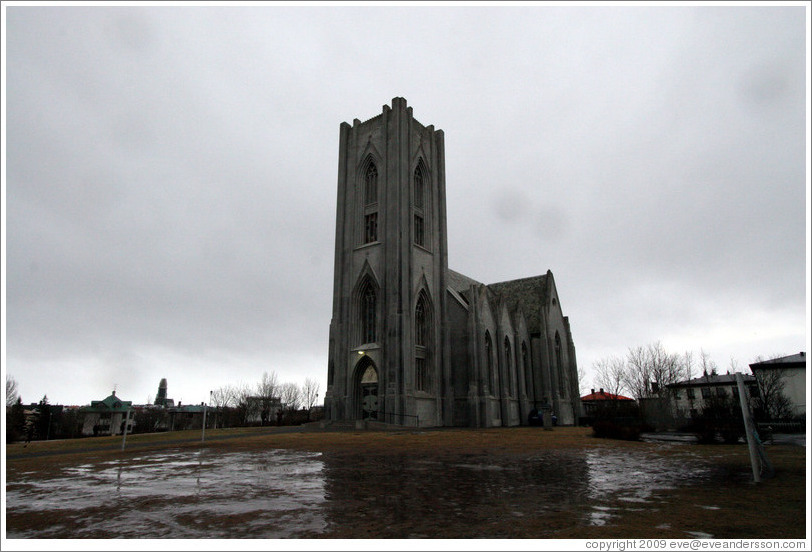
<box><xmin>356</xmin><ymin>357</ymin><xmax>379</xmax><ymax>420</ymax></box>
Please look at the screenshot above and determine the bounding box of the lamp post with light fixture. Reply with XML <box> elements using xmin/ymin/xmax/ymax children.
<box><xmin>201</xmin><ymin>396</ymin><xmax>208</xmax><ymax>443</ymax></box>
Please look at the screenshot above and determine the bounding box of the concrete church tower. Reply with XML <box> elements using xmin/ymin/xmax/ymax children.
<box><xmin>325</xmin><ymin>98</ymin><xmax>450</xmax><ymax>426</ymax></box>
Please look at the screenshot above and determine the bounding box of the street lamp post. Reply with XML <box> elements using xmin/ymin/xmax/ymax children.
<box><xmin>210</xmin><ymin>390</ymin><xmax>215</xmax><ymax>430</ymax></box>
<box><xmin>121</xmin><ymin>408</ymin><xmax>131</xmax><ymax>451</ymax></box>
<box><xmin>201</xmin><ymin>399</ymin><xmax>208</xmax><ymax>443</ymax></box>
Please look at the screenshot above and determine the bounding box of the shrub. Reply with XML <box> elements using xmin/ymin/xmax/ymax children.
<box><xmin>689</xmin><ymin>396</ymin><xmax>744</xmax><ymax>444</ymax></box>
<box><xmin>592</xmin><ymin>418</ymin><xmax>644</xmax><ymax>440</ymax></box>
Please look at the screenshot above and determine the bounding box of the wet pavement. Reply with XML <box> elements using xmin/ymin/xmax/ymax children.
<box><xmin>5</xmin><ymin>444</ymin><xmax>722</xmax><ymax>538</ymax></box>
<box><xmin>641</xmin><ymin>432</ymin><xmax>806</xmax><ymax>447</ymax></box>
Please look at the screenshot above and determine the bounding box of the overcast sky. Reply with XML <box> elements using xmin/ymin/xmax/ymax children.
<box><xmin>3</xmin><ymin>3</ymin><xmax>809</xmax><ymax>408</ymax></box>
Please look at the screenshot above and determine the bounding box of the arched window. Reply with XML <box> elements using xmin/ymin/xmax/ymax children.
<box><xmin>414</xmin><ymin>214</ymin><xmax>424</xmax><ymax>247</ymax></box>
<box><xmin>328</xmin><ymin>339</ymin><xmax>335</xmax><ymax>386</ymax></box>
<box><xmin>415</xmin><ymin>295</ymin><xmax>427</xmax><ymax>346</ymax></box>
<box><xmin>555</xmin><ymin>332</ymin><xmax>565</xmax><ymax>397</ymax></box>
<box><xmin>414</xmin><ymin>165</ymin><xmax>424</xmax><ymax>209</ymax></box>
<box><xmin>504</xmin><ymin>337</ymin><xmax>512</xmax><ymax>397</ymax></box>
<box><xmin>361</xmin><ymin>162</ymin><xmax>379</xmax><ymax>244</ymax></box>
<box><xmin>365</xmin><ymin>163</ymin><xmax>378</xmax><ymax>205</ymax></box>
<box><xmin>413</xmin><ymin>162</ymin><xmax>427</xmax><ymax>247</ymax></box>
<box><xmin>485</xmin><ymin>331</ymin><xmax>497</xmax><ymax>395</ymax></box>
<box><xmin>415</xmin><ymin>357</ymin><xmax>427</xmax><ymax>392</ymax></box>
<box><xmin>358</xmin><ymin>279</ymin><xmax>377</xmax><ymax>344</ymax></box>
<box><xmin>415</xmin><ymin>291</ymin><xmax>431</xmax><ymax>392</ymax></box>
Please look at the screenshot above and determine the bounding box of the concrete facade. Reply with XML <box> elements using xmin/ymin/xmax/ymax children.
<box><xmin>749</xmin><ymin>352</ymin><xmax>807</xmax><ymax>418</ymax></box>
<box><xmin>324</xmin><ymin>98</ymin><xmax>580</xmax><ymax>427</ymax></box>
<box><xmin>80</xmin><ymin>391</ymin><xmax>133</xmax><ymax>436</ymax></box>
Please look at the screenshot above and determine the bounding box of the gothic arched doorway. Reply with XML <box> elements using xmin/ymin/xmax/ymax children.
<box><xmin>355</xmin><ymin>356</ymin><xmax>379</xmax><ymax>420</ymax></box>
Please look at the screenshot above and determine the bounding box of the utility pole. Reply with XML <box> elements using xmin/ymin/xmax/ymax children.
<box><xmin>121</xmin><ymin>408</ymin><xmax>131</xmax><ymax>451</ymax></box>
<box><xmin>210</xmin><ymin>390</ymin><xmax>215</xmax><ymax>429</ymax></box>
<box><xmin>736</xmin><ymin>372</ymin><xmax>772</xmax><ymax>482</ymax></box>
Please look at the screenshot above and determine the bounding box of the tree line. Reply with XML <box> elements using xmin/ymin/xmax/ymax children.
<box><xmin>586</xmin><ymin>341</ymin><xmax>797</xmax><ymax>442</ymax></box>
<box><xmin>5</xmin><ymin>371</ymin><xmax>322</xmax><ymax>443</ymax></box>
<box><xmin>207</xmin><ymin>371</ymin><xmax>322</xmax><ymax>428</ymax></box>
<box><xmin>591</xmin><ymin>341</ymin><xmax>702</xmax><ymax>399</ymax></box>
<box><xmin>590</xmin><ymin>341</ymin><xmax>793</xmax><ymax>421</ymax></box>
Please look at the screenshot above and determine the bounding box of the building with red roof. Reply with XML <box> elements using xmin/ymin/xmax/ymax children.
<box><xmin>580</xmin><ymin>388</ymin><xmax>635</xmax><ymax>420</ymax></box>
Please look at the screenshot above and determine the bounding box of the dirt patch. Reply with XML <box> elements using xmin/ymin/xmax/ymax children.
<box><xmin>5</xmin><ymin>427</ymin><xmax>806</xmax><ymax>539</ymax></box>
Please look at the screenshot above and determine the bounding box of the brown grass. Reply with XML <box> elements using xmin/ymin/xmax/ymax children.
<box><xmin>5</xmin><ymin>426</ymin><xmax>808</xmax><ymax>539</ymax></box>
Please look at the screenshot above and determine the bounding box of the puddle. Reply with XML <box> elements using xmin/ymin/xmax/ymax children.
<box><xmin>588</xmin><ymin>505</ymin><xmax>617</xmax><ymax>526</ymax></box>
<box><xmin>656</xmin><ymin>523</ymin><xmax>672</xmax><ymax>530</ymax></box>
<box><xmin>6</xmin><ymin>445</ymin><xmax>718</xmax><ymax>538</ymax></box>
<box><xmin>6</xmin><ymin>448</ymin><xmax>327</xmax><ymax>538</ymax></box>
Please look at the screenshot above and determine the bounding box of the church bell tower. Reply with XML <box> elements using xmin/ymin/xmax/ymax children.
<box><xmin>324</xmin><ymin>98</ymin><xmax>449</xmax><ymax>427</ymax></box>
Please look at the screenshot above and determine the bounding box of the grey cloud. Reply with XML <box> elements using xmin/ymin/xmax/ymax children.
<box><xmin>4</xmin><ymin>6</ymin><xmax>806</xmax><ymax>406</ymax></box>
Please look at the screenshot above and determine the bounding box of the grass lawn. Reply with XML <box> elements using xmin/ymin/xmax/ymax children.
<box><xmin>5</xmin><ymin>426</ymin><xmax>808</xmax><ymax>539</ymax></box>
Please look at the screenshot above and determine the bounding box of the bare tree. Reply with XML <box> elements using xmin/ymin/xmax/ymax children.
<box><xmin>645</xmin><ymin>342</ymin><xmax>689</xmax><ymax>395</ymax></box>
<box><xmin>210</xmin><ymin>385</ymin><xmax>239</xmax><ymax>428</ymax></box>
<box><xmin>211</xmin><ymin>385</ymin><xmax>237</xmax><ymax>408</ymax></box>
<box><xmin>234</xmin><ymin>382</ymin><xmax>258</xmax><ymax>425</ymax></box>
<box><xmin>728</xmin><ymin>356</ymin><xmax>741</xmax><ymax>373</ymax></box>
<box><xmin>302</xmin><ymin>377</ymin><xmax>321</xmax><ymax>410</ymax></box>
<box><xmin>279</xmin><ymin>382</ymin><xmax>302</xmax><ymax>411</ymax></box>
<box><xmin>623</xmin><ymin>345</ymin><xmax>651</xmax><ymax>399</ymax></box>
<box><xmin>616</xmin><ymin>342</ymin><xmax>691</xmax><ymax>430</ymax></box>
<box><xmin>6</xmin><ymin>376</ymin><xmax>20</xmax><ymax>408</ymax></box>
<box><xmin>752</xmin><ymin>366</ymin><xmax>793</xmax><ymax>421</ymax></box>
<box><xmin>256</xmin><ymin>371</ymin><xmax>280</xmax><ymax>425</ymax></box>
<box><xmin>682</xmin><ymin>351</ymin><xmax>695</xmax><ymax>381</ymax></box>
<box><xmin>257</xmin><ymin>371</ymin><xmax>279</xmax><ymax>399</ymax></box>
<box><xmin>592</xmin><ymin>356</ymin><xmax>627</xmax><ymax>397</ymax></box>
<box><xmin>699</xmin><ymin>349</ymin><xmax>717</xmax><ymax>376</ymax></box>
<box><xmin>576</xmin><ymin>365</ymin><xmax>588</xmax><ymax>397</ymax></box>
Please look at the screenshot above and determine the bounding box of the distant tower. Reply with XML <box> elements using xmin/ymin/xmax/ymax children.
<box><xmin>154</xmin><ymin>378</ymin><xmax>168</xmax><ymax>407</ymax></box>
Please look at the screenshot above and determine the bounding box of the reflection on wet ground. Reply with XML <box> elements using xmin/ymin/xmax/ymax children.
<box><xmin>6</xmin><ymin>445</ymin><xmax>716</xmax><ymax>538</ymax></box>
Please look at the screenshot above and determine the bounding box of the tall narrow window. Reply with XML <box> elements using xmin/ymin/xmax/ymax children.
<box><xmin>414</xmin><ymin>214</ymin><xmax>424</xmax><ymax>246</ymax></box>
<box><xmin>486</xmin><ymin>331</ymin><xmax>496</xmax><ymax>395</ymax></box>
<box><xmin>415</xmin><ymin>295</ymin><xmax>427</xmax><ymax>346</ymax></box>
<box><xmin>555</xmin><ymin>332</ymin><xmax>565</xmax><ymax>397</ymax></box>
<box><xmin>361</xmin><ymin>162</ymin><xmax>379</xmax><ymax>245</ymax></box>
<box><xmin>364</xmin><ymin>213</ymin><xmax>378</xmax><ymax>243</ymax></box>
<box><xmin>414</xmin><ymin>165</ymin><xmax>424</xmax><ymax>209</ymax></box>
<box><xmin>504</xmin><ymin>337</ymin><xmax>512</xmax><ymax>397</ymax></box>
<box><xmin>415</xmin><ymin>292</ymin><xmax>430</xmax><ymax>392</ymax></box>
<box><xmin>413</xmin><ymin>163</ymin><xmax>429</xmax><ymax>249</ymax></box>
<box><xmin>415</xmin><ymin>358</ymin><xmax>427</xmax><ymax>392</ymax></box>
<box><xmin>361</xmin><ymin>282</ymin><xmax>376</xmax><ymax>344</ymax></box>
<box><xmin>365</xmin><ymin>163</ymin><xmax>378</xmax><ymax>205</ymax></box>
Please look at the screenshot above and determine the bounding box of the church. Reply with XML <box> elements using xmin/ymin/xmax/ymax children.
<box><xmin>324</xmin><ymin>98</ymin><xmax>581</xmax><ymax>428</ymax></box>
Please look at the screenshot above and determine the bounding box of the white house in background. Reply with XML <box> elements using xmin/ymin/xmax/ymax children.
<box><xmin>749</xmin><ymin>352</ymin><xmax>807</xmax><ymax>418</ymax></box>
<box><xmin>666</xmin><ymin>372</ymin><xmax>758</xmax><ymax>420</ymax></box>
<box><xmin>80</xmin><ymin>391</ymin><xmax>133</xmax><ymax>436</ymax></box>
